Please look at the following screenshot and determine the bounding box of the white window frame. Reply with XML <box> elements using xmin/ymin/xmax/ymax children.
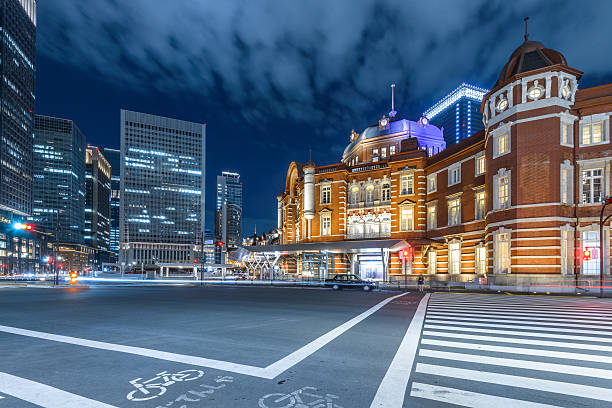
<box><xmin>447</xmin><ymin>196</ymin><xmax>461</xmax><ymax>226</ymax></box>
<box><xmin>560</xmin><ymin>160</ymin><xmax>574</xmax><ymax>204</ymax></box>
<box><xmin>581</xmin><ymin>168</ymin><xmax>604</xmax><ymax>204</ymax></box>
<box><xmin>365</xmin><ymin>184</ymin><xmax>375</xmax><ymax>203</ymax></box>
<box><xmin>427</xmin><ymin>173</ymin><xmax>437</xmax><ymax>193</ymax></box>
<box><xmin>320</xmin><ymin>184</ymin><xmax>331</xmax><ymax>204</ymax></box>
<box><xmin>579</xmin><ymin>115</ymin><xmax>609</xmax><ymax>147</ymax></box>
<box><xmin>493</xmin><ymin>168</ymin><xmax>511</xmax><ymax>210</ymax></box>
<box><xmin>448</xmin><ymin>240</ymin><xmax>461</xmax><ymax>275</ymax></box>
<box><xmin>560</xmin><ymin>119</ymin><xmax>574</xmax><ymax>147</ymax></box>
<box><xmin>560</xmin><ymin>225</ymin><xmax>574</xmax><ymax>275</ymax></box>
<box><xmin>390</xmin><ymin>145</ymin><xmax>396</xmax><ymax>155</ymax></box>
<box><xmin>475</xmin><ymin>152</ymin><xmax>486</xmax><ymax>176</ymax></box>
<box><xmin>400</xmin><ymin>173</ymin><xmax>414</xmax><ymax>195</ymax></box>
<box><xmin>493</xmin><ymin>229</ymin><xmax>511</xmax><ymax>274</ymax></box>
<box><xmin>474</xmin><ymin>188</ymin><xmax>486</xmax><ymax>220</ymax></box>
<box><xmin>381</xmin><ymin>147</ymin><xmax>387</xmax><ymax>159</ymax></box>
<box><xmin>427</xmin><ymin>202</ymin><xmax>437</xmax><ymax>230</ymax></box>
<box><xmin>399</xmin><ymin>205</ymin><xmax>414</xmax><ymax>232</ymax></box>
<box><xmin>493</xmin><ymin>131</ymin><xmax>510</xmax><ymax>158</ymax></box>
<box><xmin>427</xmin><ymin>250</ymin><xmax>437</xmax><ymax>274</ymax></box>
<box><xmin>381</xmin><ymin>182</ymin><xmax>390</xmax><ymax>202</ymax></box>
<box><xmin>350</xmin><ymin>186</ymin><xmax>360</xmax><ymax>205</ymax></box>
<box><xmin>448</xmin><ymin>163</ymin><xmax>461</xmax><ymax>186</ymax></box>
<box><xmin>475</xmin><ymin>244</ymin><xmax>487</xmax><ymax>275</ymax></box>
<box><xmin>320</xmin><ymin>213</ymin><xmax>331</xmax><ymax>236</ymax></box>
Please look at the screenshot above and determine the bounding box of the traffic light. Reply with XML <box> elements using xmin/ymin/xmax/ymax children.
<box><xmin>216</xmin><ymin>240</ymin><xmax>224</xmax><ymax>248</ymax></box>
<box><xmin>399</xmin><ymin>248</ymin><xmax>413</xmax><ymax>262</ymax></box>
<box><xmin>583</xmin><ymin>248</ymin><xmax>592</xmax><ymax>261</ymax></box>
<box><xmin>13</xmin><ymin>223</ymin><xmax>33</xmax><ymax>230</ymax></box>
<box><xmin>193</xmin><ymin>258</ymin><xmax>198</xmax><ymax>264</ymax></box>
<box><xmin>69</xmin><ymin>271</ymin><xmax>78</xmax><ymax>284</ymax></box>
<box><xmin>604</xmin><ymin>196</ymin><xmax>612</xmax><ymax>205</ymax></box>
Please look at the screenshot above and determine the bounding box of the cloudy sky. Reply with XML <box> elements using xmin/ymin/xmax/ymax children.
<box><xmin>36</xmin><ymin>0</ymin><xmax>612</xmax><ymax>235</ymax></box>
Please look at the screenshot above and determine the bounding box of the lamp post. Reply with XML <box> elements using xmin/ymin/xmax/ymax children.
<box><xmin>599</xmin><ymin>197</ymin><xmax>612</xmax><ymax>298</ymax></box>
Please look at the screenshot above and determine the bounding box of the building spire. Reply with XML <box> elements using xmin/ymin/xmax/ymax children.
<box><xmin>524</xmin><ymin>17</ymin><xmax>529</xmax><ymax>42</ymax></box>
<box><xmin>389</xmin><ymin>84</ymin><xmax>397</xmax><ymax>118</ymax></box>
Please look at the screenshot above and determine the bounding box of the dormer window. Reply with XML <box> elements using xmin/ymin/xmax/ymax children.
<box><xmin>496</xmin><ymin>97</ymin><xmax>508</xmax><ymax>112</ymax></box>
<box><xmin>527</xmin><ymin>81</ymin><xmax>544</xmax><ymax>100</ymax></box>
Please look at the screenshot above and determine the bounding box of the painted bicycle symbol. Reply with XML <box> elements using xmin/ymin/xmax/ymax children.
<box><xmin>126</xmin><ymin>369</ymin><xmax>204</xmax><ymax>402</ymax></box>
<box><xmin>259</xmin><ymin>386</ymin><xmax>343</xmax><ymax>408</ymax></box>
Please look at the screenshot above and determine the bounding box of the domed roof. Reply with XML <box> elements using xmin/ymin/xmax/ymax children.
<box><xmin>495</xmin><ymin>40</ymin><xmax>567</xmax><ymax>87</ymax></box>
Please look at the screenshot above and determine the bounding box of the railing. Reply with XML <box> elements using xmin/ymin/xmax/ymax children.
<box><xmin>351</xmin><ymin>163</ymin><xmax>388</xmax><ymax>173</ymax></box>
<box><xmin>347</xmin><ymin>200</ymin><xmax>391</xmax><ymax>209</ymax></box>
<box><xmin>317</xmin><ymin>166</ymin><xmax>338</xmax><ymax>174</ymax></box>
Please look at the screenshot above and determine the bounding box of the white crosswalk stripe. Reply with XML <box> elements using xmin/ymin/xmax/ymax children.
<box><xmin>408</xmin><ymin>293</ymin><xmax>612</xmax><ymax>407</ymax></box>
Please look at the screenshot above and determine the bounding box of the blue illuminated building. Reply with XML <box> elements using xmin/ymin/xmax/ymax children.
<box><xmin>31</xmin><ymin>115</ymin><xmax>86</xmax><ymax>244</ymax></box>
<box><xmin>119</xmin><ymin>110</ymin><xmax>206</xmax><ymax>269</ymax></box>
<box><xmin>214</xmin><ymin>171</ymin><xmax>242</xmax><ymax>263</ymax></box>
<box><xmin>103</xmin><ymin>148</ymin><xmax>121</xmax><ymax>256</ymax></box>
<box><xmin>423</xmin><ymin>83</ymin><xmax>489</xmax><ymax>147</ymax></box>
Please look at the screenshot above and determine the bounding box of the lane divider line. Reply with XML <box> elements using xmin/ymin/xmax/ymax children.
<box><xmin>0</xmin><ymin>372</ymin><xmax>118</xmax><ymax>408</ymax></box>
<box><xmin>369</xmin><ymin>293</ymin><xmax>430</xmax><ymax>408</ymax></box>
<box><xmin>0</xmin><ymin>292</ymin><xmax>408</xmax><ymax>379</ymax></box>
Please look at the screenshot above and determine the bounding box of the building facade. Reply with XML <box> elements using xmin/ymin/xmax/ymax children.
<box><xmin>245</xmin><ymin>35</ymin><xmax>612</xmax><ymax>289</ymax></box>
<box><xmin>214</xmin><ymin>171</ymin><xmax>242</xmax><ymax>263</ymax></box>
<box><xmin>0</xmin><ymin>0</ymin><xmax>37</xmax><ymax>274</ymax></box>
<box><xmin>103</xmin><ymin>148</ymin><xmax>121</xmax><ymax>257</ymax></box>
<box><xmin>85</xmin><ymin>146</ymin><xmax>112</xmax><ymax>265</ymax></box>
<box><xmin>424</xmin><ymin>83</ymin><xmax>488</xmax><ymax>148</ymax></box>
<box><xmin>119</xmin><ymin>110</ymin><xmax>206</xmax><ymax>270</ymax></box>
<box><xmin>31</xmin><ymin>115</ymin><xmax>86</xmax><ymax>244</ymax></box>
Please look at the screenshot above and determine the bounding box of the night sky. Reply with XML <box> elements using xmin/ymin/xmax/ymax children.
<box><xmin>35</xmin><ymin>1</ymin><xmax>612</xmax><ymax>236</ymax></box>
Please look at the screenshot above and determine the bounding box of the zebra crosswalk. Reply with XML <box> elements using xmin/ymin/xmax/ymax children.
<box><xmin>408</xmin><ymin>293</ymin><xmax>612</xmax><ymax>407</ymax></box>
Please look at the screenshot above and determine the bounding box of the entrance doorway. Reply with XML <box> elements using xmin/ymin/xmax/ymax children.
<box><xmin>359</xmin><ymin>255</ymin><xmax>384</xmax><ymax>281</ymax></box>
<box><xmin>582</xmin><ymin>231</ymin><xmax>600</xmax><ymax>275</ymax></box>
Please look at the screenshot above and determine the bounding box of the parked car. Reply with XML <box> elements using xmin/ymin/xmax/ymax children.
<box><xmin>324</xmin><ymin>274</ymin><xmax>377</xmax><ymax>291</ymax></box>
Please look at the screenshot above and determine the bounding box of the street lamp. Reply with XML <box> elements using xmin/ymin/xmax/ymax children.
<box><xmin>599</xmin><ymin>197</ymin><xmax>612</xmax><ymax>297</ymax></box>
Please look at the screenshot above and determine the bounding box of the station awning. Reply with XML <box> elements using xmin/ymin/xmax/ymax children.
<box><xmin>230</xmin><ymin>238</ymin><xmax>441</xmax><ymax>261</ymax></box>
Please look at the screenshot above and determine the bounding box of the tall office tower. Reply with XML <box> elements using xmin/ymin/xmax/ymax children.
<box><xmin>214</xmin><ymin>172</ymin><xmax>242</xmax><ymax>263</ymax></box>
<box><xmin>31</xmin><ymin>115</ymin><xmax>86</xmax><ymax>244</ymax></box>
<box><xmin>423</xmin><ymin>83</ymin><xmax>488</xmax><ymax>148</ymax></box>
<box><xmin>103</xmin><ymin>148</ymin><xmax>121</xmax><ymax>256</ymax></box>
<box><xmin>119</xmin><ymin>110</ymin><xmax>206</xmax><ymax>270</ymax></box>
<box><xmin>0</xmin><ymin>0</ymin><xmax>37</xmax><ymax>274</ymax></box>
<box><xmin>85</xmin><ymin>146</ymin><xmax>112</xmax><ymax>265</ymax></box>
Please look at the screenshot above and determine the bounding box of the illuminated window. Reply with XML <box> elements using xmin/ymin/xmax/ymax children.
<box><xmin>448</xmin><ymin>241</ymin><xmax>461</xmax><ymax>274</ymax></box>
<box><xmin>320</xmin><ymin>214</ymin><xmax>331</xmax><ymax>236</ymax></box>
<box><xmin>561</xmin><ymin>228</ymin><xmax>574</xmax><ymax>275</ymax></box>
<box><xmin>427</xmin><ymin>203</ymin><xmax>437</xmax><ymax>230</ymax></box>
<box><xmin>560</xmin><ymin>163</ymin><xmax>573</xmax><ymax>204</ymax></box>
<box><xmin>475</xmin><ymin>153</ymin><xmax>485</xmax><ymax>176</ymax></box>
<box><xmin>427</xmin><ymin>174</ymin><xmax>437</xmax><ymax>193</ymax></box>
<box><xmin>381</xmin><ymin>183</ymin><xmax>390</xmax><ymax>201</ymax></box>
<box><xmin>494</xmin><ymin>232</ymin><xmax>510</xmax><ymax>274</ymax></box>
<box><xmin>475</xmin><ymin>245</ymin><xmax>487</xmax><ymax>275</ymax></box>
<box><xmin>582</xmin><ymin>169</ymin><xmax>603</xmax><ymax>204</ymax></box>
<box><xmin>400</xmin><ymin>206</ymin><xmax>414</xmax><ymax>231</ymax></box>
<box><xmin>427</xmin><ymin>250</ymin><xmax>437</xmax><ymax>274</ymax></box>
<box><xmin>448</xmin><ymin>197</ymin><xmax>461</xmax><ymax>226</ymax></box>
<box><xmin>365</xmin><ymin>185</ymin><xmax>374</xmax><ymax>203</ymax></box>
<box><xmin>494</xmin><ymin>171</ymin><xmax>510</xmax><ymax>209</ymax></box>
<box><xmin>390</xmin><ymin>145</ymin><xmax>396</xmax><ymax>155</ymax></box>
<box><xmin>581</xmin><ymin>121</ymin><xmax>607</xmax><ymax>145</ymax></box>
<box><xmin>561</xmin><ymin>122</ymin><xmax>573</xmax><ymax>146</ymax></box>
<box><xmin>400</xmin><ymin>174</ymin><xmax>413</xmax><ymax>195</ymax></box>
<box><xmin>475</xmin><ymin>190</ymin><xmax>486</xmax><ymax>219</ymax></box>
<box><xmin>493</xmin><ymin>132</ymin><xmax>509</xmax><ymax>157</ymax></box>
<box><xmin>350</xmin><ymin>187</ymin><xmax>360</xmax><ymax>205</ymax></box>
<box><xmin>448</xmin><ymin>164</ymin><xmax>461</xmax><ymax>186</ymax></box>
<box><xmin>381</xmin><ymin>147</ymin><xmax>387</xmax><ymax>158</ymax></box>
<box><xmin>320</xmin><ymin>185</ymin><xmax>331</xmax><ymax>204</ymax></box>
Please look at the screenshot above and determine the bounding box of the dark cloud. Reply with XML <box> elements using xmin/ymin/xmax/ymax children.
<box><xmin>36</xmin><ymin>0</ymin><xmax>612</xmax><ymax>233</ymax></box>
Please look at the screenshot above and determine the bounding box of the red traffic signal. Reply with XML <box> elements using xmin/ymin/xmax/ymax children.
<box><xmin>216</xmin><ymin>240</ymin><xmax>224</xmax><ymax>247</ymax></box>
<box><xmin>399</xmin><ymin>248</ymin><xmax>413</xmax><ymax>261</ymax></box>
<box><xmin>605</xmin><ymin>196</ymin><xmax>612</xmax><ymax>205</ymax></box>
<box><xmin>193</xmin><ymin>258</ymin><xmax>198</xmax><ymax>264</ymax></box>
<box><xmin>13</xmin><ymin>223</ymin><xmax>34</xmax><ymax>230</ymax></box>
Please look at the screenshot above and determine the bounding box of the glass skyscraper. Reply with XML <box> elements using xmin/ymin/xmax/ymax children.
<box><xmin>85</xmin><ymin>146</ymin><xmax>112</xmax><ymax>265</ymax></box>
<box><xmin>214</xmin><ymin>171</ymin><xmax>242</xmax><ymax>263</ymax></box>
<box><xmin>0</xmin><ymin>0</ymin><xmax>36</xmax><ymax>274</ymax></box>
<box><xmin>423</xmin><ymin>83</ymin><xmax>489</xmax><ymax>148</ymax></box>
<box><xmin>119</xmin><ymin>110</ymin><xmax>206</xmax><ymax>269</ymax></box>
<box><xmin>103</xmin><ymin>148</ymin><xmax>121</xmax><ymax>256</ymax></box>
<box><xmin>31</xmin><ymin>115</ymin><xmax>86</xmax><ymax>244</ymax></box>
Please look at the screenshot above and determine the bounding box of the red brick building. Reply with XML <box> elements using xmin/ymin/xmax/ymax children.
<box><xmin>240</xmin><ymin>36</ymin><xmax>612</xmax><ymax>289</ymax></box>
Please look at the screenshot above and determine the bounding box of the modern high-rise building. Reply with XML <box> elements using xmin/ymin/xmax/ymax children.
<box><xmin>119</xmin><ymin>110</ymin><xmax>206</xmax><ymax>270</ymax></box>
<box><xmin>103</xmin><ymin>148</ymin><xmax>121</xmax><ymax>256</ymax></box>
<box><xmin>214</xmin><ymin>171</ymin><xmax>242</xmax><ymax>263</ymax></box>
<box><xmin>31</xmin><ymin>115</ymin><xmax>86</xmax><ymax>244</ymax></box>
<box><xmin>423</xmin><ymin>83</ymin><xmax>489</xmax><ymax>148</ymax></box>
<box><xmin>0</xmin><ymin>0</ymin><xmax>37</xmax><ymax>274</ymax></box>
<box><xmin>85</xmin><ymin>146</ymin><xmax>112</xmax><ymax>265</ymax></box>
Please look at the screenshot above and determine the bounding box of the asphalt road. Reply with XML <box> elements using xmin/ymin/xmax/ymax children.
<box><xmin>0</xmin><ymin>286</ymin><xmax>611</xmax><ymax>407</ymax></box>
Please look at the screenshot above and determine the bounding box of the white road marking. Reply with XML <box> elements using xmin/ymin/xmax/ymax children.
<box><xmin>428</xmin><ymin>306</ymin><xmax>612</xmax><ymax>319</ymax></box>
<box><xmin>427</xmin><ymin>311</ymin><xmax>612</xmax><ymax>325</ymax></box>
<box><xmin>426</xmin><ymin>315</ymin><xmax>612</xmax><ymax>330</ymax></box>
<box><xmin>419</xmin><ymin>348</ymin><xmax>612</xmax><ymax>380</ymax></box>
<box><xmin>428</xmin><ymin>302</ymin><xmax>612</xmax><ymax>313</ymax></box>
<box><xmin>420</xmin><ymin>338</ymin><xmax>612</xmax><ymax>364</ymax></box>
<box><xmin>423</xmin><ymin>319</ymin><xmax>612</xmax><ymax>336</ymax></box>
<box><xmin>369</xmin><ymin>294</ymin><xmax>430</xmax><ymax>408</ymax></box>
<box><xmin>0</xmin><ymin>372</ymin><xmax>118</xmax><ymax>408</ymax></box>
<box><xmin>410</xmin><ymin>382</ymin><xmax>562</xmax><ymax>408</ymax></box>
<box><xmin>416</xmin><ymin>363</ymin><xmax>612</xmax><ymax>403</ymax></box>
<box><xmin>0</xmin><ymin>292</ymin><xmax>407</xmax><ymax>379</ymax></box>
<box><xmin>424</xmin><ymin>324</ymin><xmax>612</xmax><ymax>344</ymax></box>
<box><xmin>422</xmin><ymin>330</ymin><xmax>612</xmax><ymax>352</ymax></box>
<box><xmin>264</xmin><ymin>292</ymin><xmax>408</xmax><ymax>378</ymax></box>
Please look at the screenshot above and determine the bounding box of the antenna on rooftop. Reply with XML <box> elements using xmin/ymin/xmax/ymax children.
<box><xmin>524</xmin><ymin>17</ymin><xmax>529</xmax><ymax>41</ymax></box>
<box><xmin>389</xmin><ymin>84</ymin><xmax>397</xmax><ymax>119</ymax></box>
